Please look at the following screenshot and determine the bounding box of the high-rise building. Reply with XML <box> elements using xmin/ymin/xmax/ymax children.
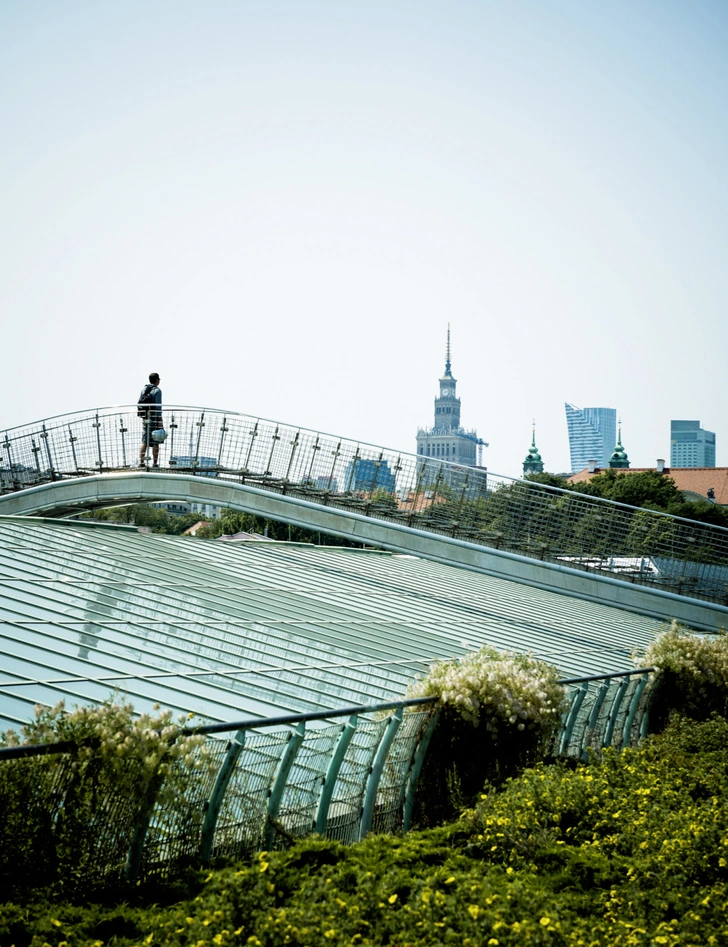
<box><xmin>416</xmin><ymin>328</ymin><xmax>486</xmax><ymax>467</ymax></box>
<box><xmin>564</xmin><ymin>404</ymin><xmax>617</xmax><ymax>473</ymax></box>
<box><xmin>670</xmin><ymin>420</ymin><xmax>716</xmax><ymax>468</ymax></box>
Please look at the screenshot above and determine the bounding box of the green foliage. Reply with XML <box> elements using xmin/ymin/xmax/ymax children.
<box><xmin>194</xmin><ymin>509</ymin><xmax>362</xmax><ymax>546</ymax></box>
<box><xmin>641</xmin><ymin>621</ymin><xmax>728</xmax><ymax>726</ymax></box>
<box><xmin>407</xmin><ymin>647</ymin><xmax>566</xmax><ymax>823</ymax></box>
<box><xmin>3</xmin><ymin>717</ymin><xmax>728</xmax><ymax>945</ymax></box>
<box><xmin>81</xmin><ymin>504</ymin><xmax>205</xmax><ymax>534</ymax></box>
<box><xmin>0</xmin><ymin>699</ymin><xmax>212</xmax><ymax>899</ymax></box>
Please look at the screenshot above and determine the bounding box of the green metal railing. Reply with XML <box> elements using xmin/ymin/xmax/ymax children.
<box><xmin>2</xmin><ymin>406</ymin><xmax>727</xmax><ymax>604</ymax></box>
<box><xmin>0</xmin><ymin>669</ymin><xmax>655</xmax><ymax>893</ymax></box>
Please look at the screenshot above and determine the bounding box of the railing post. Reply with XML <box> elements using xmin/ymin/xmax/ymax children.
<box><xmin>283</xmin><ymin>431</ymin><xmax>301</xmax><ymax>487</ymax></box>
<box><xmin>242</xmin><ymin>420</ymin><xmax>259</xmax><ymax>476</ymax></box>
<box><xmin>118</xmin><ymin>416</ymin><xmax>128</xmax><ymax>468</ymax></box>
<box><xmin>265</xmin><ymin>426</ymin><xmax>280</xmax><ymax>477</ymax></box>
<box><xmin>402</xmin><ymin>708</ymin><xmax>440</xmax><ymax>833</ymax></box>
<box><xmin>314</xmin><ymin>715</ymin><xmax>358</xmax><ymax>834</ymax></box>
<box><xmin>359</xmin><ymin>708</ymin><xmax>402</xmax><ymax>840</ymax></box>
<box><xmin>40</xmin><ymin>424</ymin><xmax>57</xmax><ymax>481</ymax></box>
<box><xmin>621</xmin><ymin>672</ymin><xmax>650</xmax><ymax>748</ymax></box>
<box><xmin>125</xmin><ymin>770</ymin><xmax>165</xmax><ymax>883</ymax></box>
<box><xmin>168</xmin><ymin>414</ymin><xmax>177</xmax><ymax>465</ymax></box>
<box><xmin>580</xmin><ymin>680</ymin><xmax>610</xmax><ymax>760</ymax></box>
<box><xmin>67</xmin><ymin>426</ymin><xmax>79</xmax><ymax>471</ymax></box>
<box><xmin>558</xmin><ymin>682</ymin><xmax>588</xmax><ymax>756</ymax></box>
<box><xmin>603</xmin><ymin>676</ymin><xmax>631</xmax><ymax>749</ymax></box>
<box><xmin>217</xmin><ymin>416</ymin><xmax>229</xmax><ymax>470</ymax></box>
<box><xmin>93</xmin><ymin>413</ymin><xmax>103</xmax><ymax>471</ymax></box>
<box><xmin>264</xmin><ymin>722</ymin><xmax>305</xmax><ymax>848</ymax></box>
<box><xmin>326</xmin><ymin>440</ymin><xmax>342</xmax><ymax>492</ymax></box>
<box><xmin>200</xmin><ymin>730</ymin><xmax>246</xmax><ymax>865</ymax></box>
<box><xmin>193</xmin><ymin>412</ymin><xmax>205</xmax><ymax>470</ymax></box>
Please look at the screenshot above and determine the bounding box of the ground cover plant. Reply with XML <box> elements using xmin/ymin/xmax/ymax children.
<box><xmin>2</xmin><ymin>715</ymin><xmax>727</xmax><ymax>947</ymax></box>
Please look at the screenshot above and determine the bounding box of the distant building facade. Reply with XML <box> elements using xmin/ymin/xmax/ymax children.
<box><xmin>416</xmin><ymin>329</ymin><xmax>486</xmax><ymax>468</ymax></box>
<box><xmin>565</xmin><ymin>404</ymin><xmax>617</xmax><ymax>473</ymax></box>
<box><xmin>344</xmin><ymin>458</ymin><xmax>396</xmax><ymax>493</ymax></box>
<box><xmin>670</xmin><ymin>420</ymin><xmax>716</xmax><ymax>468</ymax></box>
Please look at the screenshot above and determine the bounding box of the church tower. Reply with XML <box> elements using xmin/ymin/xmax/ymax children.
<box><xmin>522</xmin><ymin>424</ymin><xmax>545</xmax><ymax>476</ymax></box>
<box><xmin>608</xmin><ymin>424</ymin><xmax>630</xmax><ymax>469</ymax></box>
<box><xmin>416</xmin><ymin>327</ymin><xmax>486</xmax><ymax>467</ymax></box>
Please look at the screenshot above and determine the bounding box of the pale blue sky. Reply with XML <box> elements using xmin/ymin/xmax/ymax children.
<box><xmin>1</xmin><ymin>1</ymin><xmax>727</xmax><ymax>476</ymax></box>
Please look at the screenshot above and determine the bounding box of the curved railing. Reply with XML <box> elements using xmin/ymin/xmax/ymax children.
<box><xmin>0</xmin><ymin>669</ymin><xmax>654</xmax><ymax>894</ymax></box>
<box><xmin>2</xmin><ymin>405</ymin><xmax>728</xmax><ymax>604</ymax></box>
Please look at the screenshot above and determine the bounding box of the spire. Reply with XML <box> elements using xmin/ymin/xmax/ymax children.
<box><xmin>444</xmin><ymin>323</ymin><xmax>452</xmax><ymax>376</ymax></box>
<box><xmin>523</xmin><ymin>420</ymin><xmax>544</xmax><ymax>475</ymax></box>
<box><xmin>609</xmin><ymin>422</ymin><xmax>630</xmax><ymax>469</ymax></box>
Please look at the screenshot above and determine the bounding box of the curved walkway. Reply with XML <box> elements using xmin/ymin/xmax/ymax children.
<box><xmin>2</xmin><ymin>406</ymin><xmax>728</xmax><ymax>626</ymax></box>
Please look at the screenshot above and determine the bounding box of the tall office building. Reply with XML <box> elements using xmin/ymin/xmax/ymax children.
<box><xmin>416</xmin><ymin>328</ymin><xmax>486</xmax><ymax>467</ymax></box>
<box><xmin>670</xmin><ymin>420</ymin><xmax>716</xmax><ymax>468</ymax></box>
<box><xmin>564</xmin><ymin>404</ymin><xmax>617</xmax><ymax>473</ymax></box>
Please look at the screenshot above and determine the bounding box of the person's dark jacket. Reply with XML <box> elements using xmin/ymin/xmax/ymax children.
<box><xmin>138</xmin><ymin>384</ymin><xmax>163</xmax><ymax>430</ymax></box>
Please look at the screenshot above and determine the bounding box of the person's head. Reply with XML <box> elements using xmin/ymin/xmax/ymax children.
<box><xmin>149</xmin><ymin>372</ymin><xmax>160</xmax><ymax>385</ymax></box>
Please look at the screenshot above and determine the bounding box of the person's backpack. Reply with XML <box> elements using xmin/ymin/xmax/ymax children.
<box><xmin>137</xmin><ymin>384</ymin><xmax>156</xmax><ymax>417</ymax></box>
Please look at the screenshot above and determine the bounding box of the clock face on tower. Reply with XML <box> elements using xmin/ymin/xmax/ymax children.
<box><xmin>442</xmin><ymin>388</ymin><xmax>451</xmax><ymax>397</ymax></box>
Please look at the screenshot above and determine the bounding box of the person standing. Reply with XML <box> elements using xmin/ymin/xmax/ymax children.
<box><xmin>138</xmin><ymin>372</ymin><xmax>163</xmax><ymax>466</ymax></box>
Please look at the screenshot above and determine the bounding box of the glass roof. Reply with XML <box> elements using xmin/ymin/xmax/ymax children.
<box><xmin>0</xmin><ymin>516</ymin><xmax>665</xmax><ymax>729</ymax></box>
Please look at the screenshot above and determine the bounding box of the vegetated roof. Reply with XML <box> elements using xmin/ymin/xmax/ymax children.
<box><xmin>0</xmin><ymin>516</ymin><xmax>665</xmax><ymax>729</ymax></box>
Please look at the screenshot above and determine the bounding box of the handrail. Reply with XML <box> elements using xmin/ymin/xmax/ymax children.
<box><xmin>1</xmin><ymin>405</ymin><xmax>726</xmax><ymax>533</ymax></box>
<box><xmin>0</xmin><ymin>669</ymin><xmax>654</xmax><ymax>760</ymax></box>
<box><xmin>0</xmin><ymin>666</ymin><xmax>658</xmax><ymax>890</ymax></box>
<box><xmin>2</xmin><ymin>407</ymin><xmax>728</xmax><ymax>607</ymax></box>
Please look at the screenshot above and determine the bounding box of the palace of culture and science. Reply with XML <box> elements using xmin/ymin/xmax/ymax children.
<box><xmin>416</xmin><ymin>329</ymin><xmax>487</xmax><ymax>468</ymax></box>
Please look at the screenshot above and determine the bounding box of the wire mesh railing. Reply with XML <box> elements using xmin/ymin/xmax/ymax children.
<box><xmin>2</xmin><ymin>406</ymin><xmax>727</xmax><ymax>604</ymax></box>
<box><xmin>0</xmin><ymin>670</ymin><xmax>654</xmax><ymax>895</ymax></box>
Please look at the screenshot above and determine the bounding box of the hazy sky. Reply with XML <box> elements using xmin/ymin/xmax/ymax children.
<box><xmin>2</xmin><ymin>1</ymin><xmax>727</xmax><ymax>477</ymax></box>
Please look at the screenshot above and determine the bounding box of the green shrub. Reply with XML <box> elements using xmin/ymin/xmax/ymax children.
<box><xmin>0</xmin><ymin>699</ymin><xmax>212</xmax><ymax>898</ymax></box>
<box><xmin>641</xmin><ymin>620</ymin><xmax>728</xmax><ymax>727</ymax></box>
<box><xmin>407</xmin><ymin>646</ymin><xmax>566</xmax><ymax>822</ymax></box>
<box><xmin>3</xmin><ymin>717</ymin><xmax>728</xmax><ymax>946</ymax></box>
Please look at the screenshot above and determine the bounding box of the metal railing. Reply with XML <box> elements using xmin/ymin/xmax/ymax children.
<box><xmin>0</xmin><ymin>669</ymin><xmax>654</xmax><ymax>893</ymax></box>
<box><xmin>2</xmin><ymin>406</ymin><xmax>728</xmax><ymax>604</ymax></box>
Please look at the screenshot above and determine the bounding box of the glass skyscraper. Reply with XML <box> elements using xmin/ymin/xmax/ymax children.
<box><xmin>670</xmin><ymin>420</ymin><xmax>716</xmax><ymax>468</ymax></box>
<box><xmin>564</xmin><ymin>404</ymin><xmax>617</xmax><ymax>473</ymax></box>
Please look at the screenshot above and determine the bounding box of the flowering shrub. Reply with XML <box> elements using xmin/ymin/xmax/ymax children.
<box><xmin>2</xmin><ymin>698</ymin><xmax>210</xmax><ymax>805</ymax></box>
<box><xmin>640</xmin><ymin>620</ymin><xmax>728</xmax><ymax>724</ymax></box>
<box><xmin>407</xmin><ymin>647</ymin><xmax>566</xmax><ymax>822</ymax></box>
<box><xmin>407</xmin><ymin>645</ymin><xmax>566</xmax><ymax>734</ymax></box>
<box><xmin>0</xmin><ymin>698</ymin><xmax>213</xmax><ymax>896</ymax></box>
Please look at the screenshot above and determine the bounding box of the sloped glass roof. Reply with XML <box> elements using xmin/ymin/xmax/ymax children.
<box><xmin>0</xmin><ymin>516</ymin><xmax>665</xmax><ymax>728</ymax></box>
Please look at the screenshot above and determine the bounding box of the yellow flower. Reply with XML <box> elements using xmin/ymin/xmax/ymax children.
<box><xmin>540</xmin><ymin>917</ymin><xmax>551</xmax><ymax>926</ymax></box>
<box><xmin>388</xmin><ymin>894</ymin><xmax>398</xmax><ymax>903</ymax></box>
<box><xmin>468</xmin><ymin>904</ymin><xmax>480</xmax><ymax>919</ymax></box>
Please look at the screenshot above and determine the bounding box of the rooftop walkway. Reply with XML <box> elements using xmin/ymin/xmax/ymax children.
<box><xmin>1</xmin><ymin>406</ymin><xmax>727</xmax><ymax>632</ymax></box>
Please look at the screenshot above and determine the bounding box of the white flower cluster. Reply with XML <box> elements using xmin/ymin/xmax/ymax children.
<box><xmin>2</xmin><ymin>698</ymin><xmax>212</xmax><ymax>804</ymax></box>
<box><xmin>407</xmin><ymin>645</ymin><xmax>566</xmax><ymax>732</ymax></box>
<box><xmin>643</xmin><ymin>619</ymin><xmax>728</xmax><ymax>688</ymax></box>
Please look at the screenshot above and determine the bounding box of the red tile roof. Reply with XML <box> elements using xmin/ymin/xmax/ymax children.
<box><xmin>567</xmin><ymin>467</ymin><xmax>728</xmax><ymax>505</ymax></box>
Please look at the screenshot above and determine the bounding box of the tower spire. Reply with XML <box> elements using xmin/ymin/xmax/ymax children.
<box><xmin>445</xmin><ymin>323</ymin><xmax>451</xmax><ymax>376</ymax></box>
